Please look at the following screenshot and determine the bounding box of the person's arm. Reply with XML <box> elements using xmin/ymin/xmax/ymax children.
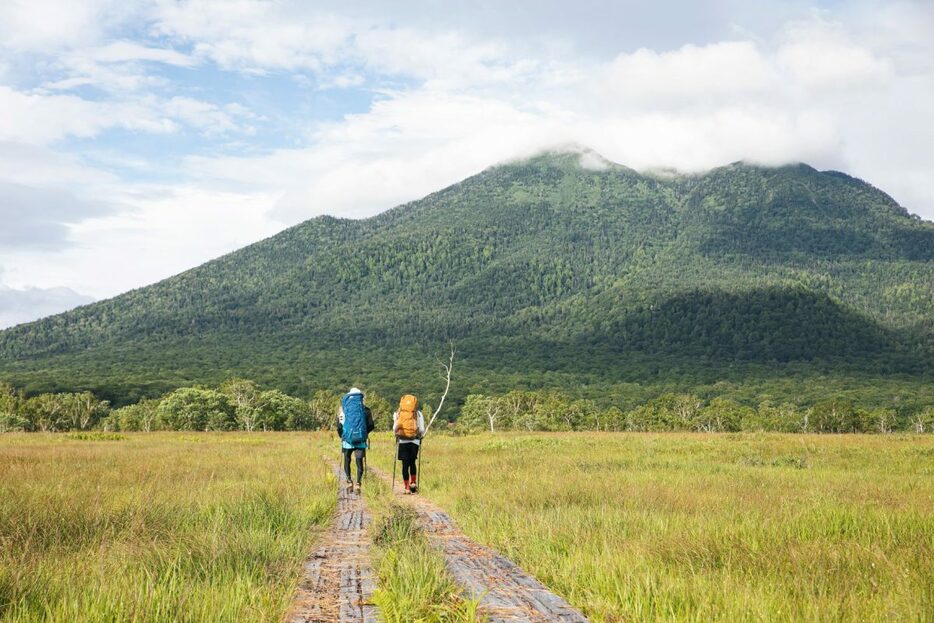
<box><xmin>417</xmin><ymin>410</ymin><xmax>426</xmax><ymax>438</ymax></box>
<box><xmin>365</xmin><ymin>407</ymin><xmax>375</xmax><ymax>434</ymax></box>
<box><xmin>392</xmin><ymin>410</ymin><xmax>399</xmax><ymax>435</ymax></box>
<box><xmin>335</xmin><ymin>406</ymin><xmax>344</xmax><ymax>437</ymax></box>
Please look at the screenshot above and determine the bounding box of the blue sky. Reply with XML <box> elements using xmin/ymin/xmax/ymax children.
<box><xmin>1</xmin><ymin>0</ymin><xmax>932</xmax><ymax>328</ymax></box>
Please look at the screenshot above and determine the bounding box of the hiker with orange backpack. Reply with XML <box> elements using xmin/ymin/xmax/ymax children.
<box><xmin>393</xmin><ymin>394</ymin><xmax>425</xmax><ymax>494</ymax></box>
<box><xmin>337</xmin><ymin>387</ymin><xmax>375</xmax><ymax>494</ymax></box>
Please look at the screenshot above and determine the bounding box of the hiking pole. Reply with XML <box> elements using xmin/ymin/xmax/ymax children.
<box><xmin>391</xmin><ymin>436</ymin><xmax>398</xmax><ymax>492</ymax></box>
<box><xmin>417</xmin><ymin>438</ymin><xmax>422</xmax><ymax>491</ymax></box>
<box><xmin>338</xmin><ymin>445</ymin><xmax>344</xmax><ymax>488</ymax></box>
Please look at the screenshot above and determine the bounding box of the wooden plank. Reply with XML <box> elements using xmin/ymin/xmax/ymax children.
<box><xmin>285</xmin><ymin>465</ymin><xmax>379</xmax><ymax>623</ymax></box>
<box><xmin>372</xmin><ymin>466</ymin><xmax>589</xmax><ymax>623</ymax></box>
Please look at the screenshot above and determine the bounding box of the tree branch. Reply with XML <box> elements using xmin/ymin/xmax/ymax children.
<box><xmin>423</xmin><ymin>343</ymin><xmax>455</xmax><ymax>436</ymax></box>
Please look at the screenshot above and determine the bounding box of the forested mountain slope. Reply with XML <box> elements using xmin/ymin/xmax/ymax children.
<box><xmin>1</xmin><ymin>149</ymin><xmax>932</xmax><ymax>407</ymax></box>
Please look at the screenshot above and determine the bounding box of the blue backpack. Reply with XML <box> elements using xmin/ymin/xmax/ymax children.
<box><xmin>342</xmin><ymin>393</ymin><xmax>367</xmax><ymax>446</ymax></box>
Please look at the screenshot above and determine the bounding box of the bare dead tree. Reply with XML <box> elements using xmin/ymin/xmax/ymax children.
<box><xmin>77</xmin><ymin>392</ymin><xmax>104</xmax><ymax>431</ymax></box>
<box><xmin>222</xmin><ymin>379</ymin><xmax>263</xmax><ymax>432</ymax></box>
<box><xmin>504</xmin><ymin>391</ymin><xmax>525</xmax><ymax>422</ymax></box>
<box><xmin>140</xmin><ymin>401</ymin><xmax>157</xmax><ymax>433</ymax></box>
<box><xmin>485</xmin><ymin>400</ymin><xmax>501</xmax><ymax>433</ymax></box>
<box><xmin>675</xmin><ymin>394</ymin><xmax>701</xmax><ymax>429</ymax></box>
<box><xmin>423</xmin><ymin>343</ymin><xmax>455</xmax><ymax>437</ymax></box>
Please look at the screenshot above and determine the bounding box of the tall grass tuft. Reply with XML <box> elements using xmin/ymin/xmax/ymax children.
<box><xmin>366</xmin><ymin>476</ymin><xmax>483</xmax><ymax>622</ymax></box>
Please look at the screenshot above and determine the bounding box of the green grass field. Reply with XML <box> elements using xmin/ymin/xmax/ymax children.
<box><xmin>0</xmin><ymin>433</ymin><xmax>335</xmax><ymax>622</ymax></box>
<box><xmin>2</xmin><ymin>432</ymin><xmax>932</xmax><ymax>622</ymax></box>
<box><xmin>369</xmin><ymin>432</ymin><xmax>934</xmax><ymax>622</ymax></box>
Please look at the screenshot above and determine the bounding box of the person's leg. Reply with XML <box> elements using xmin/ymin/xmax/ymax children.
<box><xmin>399</xmin><ymin>444</ymin><xmax>416</xmax><ymax>491</ymax></box>
<box><xmin>410</xmin><ymin>444</ymin><xmax>419</xmax><ymax>477</ymax></box>
<box><xmin>354</xmin><ymin>449</ymin><xmax>365</xmax><ymax>485</ymax></box>
<box><xmin>343</xmin><ymin>448</ymin><xmax>352</xmax><ymax>482</ymax></box>
<box><xmin>397</xmin><ymin>443</ymin><xmax>408</xmax><ymax>492</ymax></box>
<box><xmin>400</xmin><ymin>444</ymin><xmax>411</xmax><ymax>480</ymax></box>
<box><xmin>409</xmin><ymin>444</ymin><xmax>419</xmax><ymax>491</ymax></box>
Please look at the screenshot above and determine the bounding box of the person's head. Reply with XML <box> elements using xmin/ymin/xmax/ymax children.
<box><xmin>347</xmin><ymin>387</ymin><xmax>364</xmax><ymax>398</ymax></box>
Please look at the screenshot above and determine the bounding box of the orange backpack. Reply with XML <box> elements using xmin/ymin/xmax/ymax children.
<box><xmin>396</xmin><ymin>394</ymin><xmax>419</xmax><ymax>439</ymax></box>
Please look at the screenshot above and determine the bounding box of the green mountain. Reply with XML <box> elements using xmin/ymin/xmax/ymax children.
<box><xmin>2</xmin><ymin>149</ymin><xmax>932</xmax><ymax>409</ymax></box>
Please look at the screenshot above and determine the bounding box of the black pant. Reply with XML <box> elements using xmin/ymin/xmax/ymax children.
<box><xmin>397</xmin><ymin>442</ymin><xmax>419</xmax><ymax>480</ymax></box>
<box><xmin>343</xmin><ymin>448</ymin><xmax>365</xmax><ymax>484</ymax></box>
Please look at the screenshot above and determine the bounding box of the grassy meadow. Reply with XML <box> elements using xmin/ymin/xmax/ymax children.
<box><xmin>2</xmin><ymin>432</ymin><xmax>932</xmax><ymax>622</ymax></box>
<box><xmin>368</xmin><ymin>432</ymin><xmax>934</xmax><ymax>622</ymax></box>
<box><xmin>0</xmin><ymin>433</ymin><xmax>335</xmax><ymax>622</ymax></box>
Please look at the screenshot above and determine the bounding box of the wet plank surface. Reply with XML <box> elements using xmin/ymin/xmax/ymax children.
<box><xmin>284</xmin><ymin>465</ymin><xmax>378</xmax><ymax>623</ymax></box>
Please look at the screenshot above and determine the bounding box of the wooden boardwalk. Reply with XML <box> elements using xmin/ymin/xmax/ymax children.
<box><xmin>284</xmin><ymin>466</ymin><xmax>378</xmax><ymax>623</ymax></box>
<box><xmin>373</xmin><ymin>466</ymin><xmax>589</xmax><ymax>623</ymax></box>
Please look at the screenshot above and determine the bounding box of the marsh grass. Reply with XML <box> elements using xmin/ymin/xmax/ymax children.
<box><xmin>4</xmin><ymin>431</ymin><xmax>931</xmax><ymax>622</ymax></box>
<box><xmin>0</xmin><ymin>432</ymin><xmax>335</xmax><ymax>622</ymax></box>
<box><xmin>364</xmin><ymin>473</ymin><xmax>483</xmax><ymax>622</ymax></box>
<box><xmin>368</xmin><ymin>432</ymin><xmax>934</xmax><ymax>622</ymax></box>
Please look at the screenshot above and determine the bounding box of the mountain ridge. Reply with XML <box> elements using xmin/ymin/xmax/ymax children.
<box><xmin>1</xmin><ymin>148</ymin><xmax>931</xmax><ymax>408</ymax></box>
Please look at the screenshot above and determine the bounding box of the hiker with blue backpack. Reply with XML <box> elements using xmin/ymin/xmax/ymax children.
<box><xmin>336</xmin><ymin>387</ymin><xmax>375</xmax><ymax>493</ymax></box>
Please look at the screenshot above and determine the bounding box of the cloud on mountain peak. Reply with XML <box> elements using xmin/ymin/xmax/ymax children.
<box><xmin>0</xmin><ymin>0</ymin><xmax>933</xmax><ymax>328</ymax></box>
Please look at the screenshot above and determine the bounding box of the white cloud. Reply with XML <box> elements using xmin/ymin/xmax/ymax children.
<box><xmin>602</xmin><ymin>42</ymin><xmax>776</xmax><ymax>106</ymax></box>
<box><xmin>315</xmin><ymin>71</ymin><xmax>365</xmax><ymax>90</ymax></box>
<box><xmin>0</xmin><ymin>86</ymin><xmax>176</xmax><ymax>143</ymax></box>
<box><xmin>0</xmin><ymin>281</ymin><xmax>94</xmax><ymax>329</ymax></box>
<box><xmin>41</xmin><ymin>63</ymin><xmax>167</xmax><ymax>93</ymax></box>
<box><xmin>183</xmin><ymin>90</ymin><xmax>566</xmax><ymax>221</ymax></box>
<box><xmin>1</xmin><ymin>0</ymin><xmax>933</xmax><ymax>329</ymax></box>
<box><xmin>83</xmin><ymin>40</ymin><xmax>195</xmax><ymax>66</ymax></box>
<box><xmin>776</xmin><ymin>17</ymin><xmax>893</xmax><ymax>89</ymax></box>
<box><xmin>149</xmin><ymin>0</ymin><xmax>546</xmax><ymax>89</ymax></box>
<box><xmin>191</xmin><ymin>97</ymin><xmax>846</xmax><ymax>224</ymax></box>
<box><xmin>163</xmin><ymin>97</ymin><xmax>256</xmax><ymax>135</ymax></box>
<box><xmin>0</xmin><ymin>185</ymin><xmax>282</xmax><ymax>298</ymax></box>
<box><xmin>0</xmin><ymin>86</ymin><xmax>259</xmax><ymax>144</ymax></box>
<box><xmin>582</xmin><ymin>108</ymin><xmax>841</xmax><ymax>173</ymax></box>
<box><xmin>151</xmin><ymin>0</ymin><xmax>350</xmax><ymax>72</ymax></box>
<box><xmin>167</xmin><ymin>8</ymin><xmax>933</xmax><ymax>228</ymax></box>
<box><xmin>42</xmin><ymin>41</ymin><xmax>196</xmax><ymax>93</ymax></box>
<box><xmin>353</xmin><ymin>28</ymin><xmax>535</xmax><ymax>89</ymax></box>
<box><xmin>0</xmin><ymin>0</ymin><xmax>123</xmax><ymax>52</ymax></box>
<box><xmin>0</xmin><ymin>181</ymin><xmax>116</xmax><ymax>249</ymax></box>
<box><xmin>0</xmin><ymin>141</ymin><xmax>117</xmax><ymax>187</ymax></box>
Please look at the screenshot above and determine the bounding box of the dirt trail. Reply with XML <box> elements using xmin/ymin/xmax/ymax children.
<box><xmin>284</xmin><ymin>464</ymin><xmax>379</xmax><ymax>623</ymax></box>
<box><xmin>372</xmin><ymin>465</ymin><xmax>589</xmax><ymax>623</ymax></box>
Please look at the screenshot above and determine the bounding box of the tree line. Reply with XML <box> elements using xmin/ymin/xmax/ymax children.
<box><xmin>458</xmin><ymin>390</ymin><xmax>934</xmax><ymax>434</ymax></box>
<box><xmin>0</xmin><ymin>380</ymin><xmax>401</xmax><ymax>434</ymax></box>
<box><xmin>2</xmin><ymin>381</ymin><xmax>932</xmax><ymax>434</ymax></box>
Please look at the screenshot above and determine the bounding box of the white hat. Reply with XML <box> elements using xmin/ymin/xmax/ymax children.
<box><xmin>348</xmin><ymin>387</ymin><xmax>363</xmax><ymax>395</ymax></box>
